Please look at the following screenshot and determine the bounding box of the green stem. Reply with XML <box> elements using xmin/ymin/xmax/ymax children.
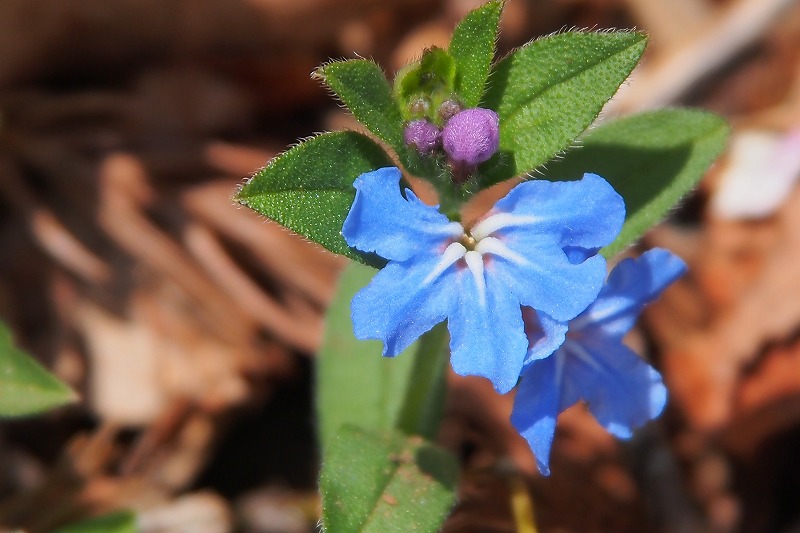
<box><xmin>424</xmin><ymin>163</ymin><xmax>466</xmax><ymax>222</ymax></box>
<box><xmin>396</xmin><ymin>322</ymin><xmax>450</xmax><ymax>439</ymax></box>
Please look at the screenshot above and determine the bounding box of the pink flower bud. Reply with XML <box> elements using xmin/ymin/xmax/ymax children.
<box><xmin>403</xmin><ymin>119</ymin><xmax>441</xmax><ymax>155</ymax></box>
<box><xmin>442</xmin><ymin>108</ymin><xmax>500</xmax><ymax>168</ymax></box>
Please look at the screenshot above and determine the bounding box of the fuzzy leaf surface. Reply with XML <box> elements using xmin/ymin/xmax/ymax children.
<box><xmin>541</xmin><ymin>108</ymin><xmax>729</xmax><ymax>256</ymax></box>
<box><xmin>481</xmin><ymin>31</ymin><xmax>647</xmax><ymax>186</ymax></box>
<box><xmin>315</xmin><ymin>59</ymin><xmax>437</xmax><ymax>178</ymax></box>
<box><xmin>236</xmin><ymin>131</ymin><xmax>392</xmax><ymax>265</ymax></box>
<box><xmin>320</xmin><ymin>426</ymin><xmax>457</xmax><ymax>533</ymax></box>
<box><xmin>449</xmin><ymin>0</ymin><xmax>504</xmax><ymax>108</ymax></box>
<box><xmin>316</xmin><ymin>59</ymin><xmax>405</xmax><ymax>150</ymax></box>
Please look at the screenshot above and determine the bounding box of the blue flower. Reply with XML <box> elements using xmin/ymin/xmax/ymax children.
<box><xmin>510</xmin><ymin>248</ymin><xmax>687</xmax><ymax>475</ymax></box>
<box><xmin>342</xmin><ymin>167</ymin><xmax>625</xmax><ymax>394</ymax></box>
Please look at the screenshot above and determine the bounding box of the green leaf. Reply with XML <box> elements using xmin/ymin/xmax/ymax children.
<box><xmin>449</xmin><ymin>0</ymin><xmax>504</xmax><ymax>108</ymax></box>
<box><xmin>541</xmin><ymin>108</ymin><xmax>729</xmax><ymax>256</ymax></box>
<box><xmin>313</xmin><ymin>58</ymin><xmax>437</xmax><ymax>179</ymax></box>
<box><xmin>314</xmin><ymin>59</ymin><xmax>405</xmax><ymax>154</ymax></box>
<box><xmin>318</xmin><ymin>263</ymin><xmax>449</xmax><ymax>448</ymax></box>
<box><xmin>0</xmin><ymin>322</ymin><xmax>76</xmax><ymax>417</ymax></box>
<box><xmin>320</xmin><ymin>426</ymin><xmax>457</xmax><ymax>533</ymax></box>
<box><xmin>235</xmin><ymin>131</ymin><xmax>392</xmax><ymax>265</ymax></box>
<box><xmin>394</xmin><ymin>47</ymin><xmax>457</xmax><ymax>123</ymax></box>
<box><xmin>51</xmin><ymin>511</ymin><xmax>136</xmax><ymax>533</ymax></box>
<box><xmin>395</xmin><ymin>322</ymin><xmax>449</xmax><ymax>439</ymax></box>
<box><xmin>481</xmin><ymin>31</ymin><xmax>647</xmax><ymax>186</ymax></box>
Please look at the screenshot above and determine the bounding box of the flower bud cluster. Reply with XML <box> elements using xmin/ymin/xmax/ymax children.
<box><xmin>403</xmin><ymin>100</ymin><xmax>500</xmax><ymax>181</ymax></box>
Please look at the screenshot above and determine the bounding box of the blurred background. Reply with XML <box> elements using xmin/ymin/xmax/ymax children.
<box><xmin>0</xmin><ymin>0</ymin><xmax>799</xmax><ymax>531</ymax></box>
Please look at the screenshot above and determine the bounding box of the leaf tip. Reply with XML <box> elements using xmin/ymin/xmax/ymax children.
<box><xmin>311</xmin><ymin>65</ymin><xmax>327</xmax><ymax>83</ymax></box>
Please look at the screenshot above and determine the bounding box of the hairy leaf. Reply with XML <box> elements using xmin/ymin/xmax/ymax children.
<box><xmin>481</xmin><ymin>31</ymin><xmax>647</xmax><ymax>186</ymax></box>
<box><xmin>320</xmin><ymin>426</ymin><xmax>457</xmax><ymax>533</ymax></box>
<box><xmin>236</xmin><ymin>131</ymin><xmax>393</xmax><ymax>265</ymax></box>
<box><xmin>541</xmin><ymin>108</ymin><xmax>729</xmax><ymax>256</ymax></box>
<box><xmin>449</xmin><ymin>0</ymin><xmax>504</xmax><ymax>108</ymax></box>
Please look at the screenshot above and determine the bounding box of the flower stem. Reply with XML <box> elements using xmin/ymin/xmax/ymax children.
<box><xmin>396</xmin><ymin>322</ymin><xmax>450</xmax><ymax>439</ymax></box>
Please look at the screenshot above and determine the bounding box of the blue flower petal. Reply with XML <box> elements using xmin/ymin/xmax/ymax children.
<box><xmin>342</xmin><ymin>167</ymin><xmax>461</xmax><ymax>262</ymax></box>
<box><xmin>559</xmin><ymin>336</ymin><xmax>667</xmax><ymax>439</ymax></box>
<box><xmin>522</xmin><ymin>308</ymin><xmax>568</xmax><ymax>365</ymax></box>
<box><xmin>448</xmin><ymin>272</ymin><xmax>528</xmax><ymax>394</ymax></box>
<box><xmin>492</xmin><ymin>173</ymin><xmax>625</xmax><ymax>255</ymax></box>
<box><xmin>472</xmin><ymin>173</ymin><xmax>625</xmax><ymax>321</ymax></box>
<box><xmin>351</xmin><ymin>256</ymin><xmax>454</xmax><ymax>356</ymax></box>
<box><xmin>490</xmin><ymin>248</ymin><xmax>608</xmax><ymax>321</ymax></box>
<box><xmin>511</xmin><ymin>355</ymin><xmax>560</xmax><ymax>475</ymax></box>
<box><xmin>575</xmin><ymin>248</ymin><xmax>687</xmax><ymax>340</ymax></box>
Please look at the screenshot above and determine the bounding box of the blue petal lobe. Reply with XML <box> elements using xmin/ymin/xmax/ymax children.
<box><xmin>342</xmin><ymin>167</ymin><xmax>460</xmax><ymax>262</ymax></box>
<box><xmin>576</xmin><ymin>248</ymin><xmax>687</xmax><ymax>340</ymax></box>
<box><xmin>448</xmin><ymin>272</ymin><xmax>528</xmax><ymax>394</ymax></box>
<box><xmin>351</xmin><ymin>256</ymin><xmax>454</xmax><ymax>356</ymax></box>
<box><xmin>521</xmin><ymin>308</ymin><xmax>568</xmax><ymax>365</ymax></box>
<box><xmin>490</xmin><ymin>249</ymin><xmax>607</xmax><ymax>321</ymax></box>
<box><xmin>474</xmin><ymin>174</ymin><xmax>625</xmax><ymax>321</ymax></box>
<box><xmin>511</xmin><ymin>355</ymin><xmax>562</xmax><ymax>475</ymax></box>
<box><xmin>492</xmin><ymin>173</ymin><xmax>625</xmax><ymax>254</ymax></box>
<box><xmin>560</xmin><ymin>337</ymin><xmax>667</xmax><ymax>439</ymax></box>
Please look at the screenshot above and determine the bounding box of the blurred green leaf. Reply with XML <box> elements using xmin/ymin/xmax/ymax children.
<box><xmin>320</xmin><ymin>426</ymin><xmax>457</xmax><ymax>533</ymax></box>
<box><xmin>235</xmin><ymin>131</ymin><xmax>392</xmax><ymax>265</ymax></box>
<box><xmin>541</xmin><ymin>108</ymin><xmax>729</xmax><ymax>256</ymax></box>
<box><xmin>318</xmin><ymin>263</ymin><xmax>448</xmax><ymax>448</ymax></box>
<box><xmin>481</xmin><ymin>31</ymin><xmax>647</xmax><ymax>186</ymax></box>
<box><xmin>0</xmin><ymin>322</ymin><xmax>76</xmax><ymax>417</ymax></box>
<box><xmin>51</xmin><ymin>511</ymin><xmax>136</xmax><ymax>533</ymax></box>
<box><xmin>449</xmin><ymin>0</ymin><xmax>504</xmax><ymax>108</ymax></box>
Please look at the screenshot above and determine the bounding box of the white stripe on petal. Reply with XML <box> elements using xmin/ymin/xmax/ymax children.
<box><xmin>475</xmin><ymin>237</ymin><xmax>530</xmax><ymax>265</ymax></box>
<box><xmin>464</xmin><ymin>250</ymin><xmax>486</xmax><ymax>307</ymax></box>
<box><xmin>441</xmin><ymin>221</ymin><xmax>466</xmax><ymax>237</ymax></box>
<box><xmin>569</xmin><ymin>307</ymin><xmax>608</xmax><ymax>331</ymax></box>
<box><xmin>471</xmin><ymin>212</ymin><xmax>538</xmax><ymax>240</ymax></box>
<box><xmin>423</xmin><ymin>242</ymin><xmax>466</xmax><ymax>285</ymax></box>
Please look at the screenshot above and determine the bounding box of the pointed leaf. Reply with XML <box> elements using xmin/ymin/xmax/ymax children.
<box><xmin>236</xmin><ymin>131</ymin><xmax>392</xmax><ymax>265</ymax></box>
<box><xmin>314</xmin><ymin>59</ymin><xmax>438</xmax><ymax>179</ymax></box>
<box><xmin>0</xmin><ymin>322</ymin><xmax>76</xmax><ymax>417</ymax></box>
<box><xmin>541</xmin><ymin>108</ymin><xmax>729</xmax><ymax>256</ymax></box>
<box><xmin>481</xmin><ymin>31</ymin><xmax>647</xmax><ymax>186</ymax></box>
<box><xmin>320</xmin><ymin>426</ymin><xmax>457</xmax><ymax>533</ymax></box>
<box><xmin>51</xmin><ymin>511</ymin><xmax>136</xmax><ymax>533</ymax></box>
<box><xmin>449</xmin><ymin>0</ymin><xmax>504</xmax><ymax>108</ymax></box>
<box><xmin>315</xmin><ymin>59</ymin><xmax>405</xmax><ymax>150</ymax></box>
<box><xmin>318</xmin><ymin>263</ymin><xmax>448</xmax><ymax>448</ymax></box>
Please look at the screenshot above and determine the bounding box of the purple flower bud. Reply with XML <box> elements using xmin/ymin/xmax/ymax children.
<box><xmin>442</xmin><ymin>108</ymin><xmax>500</xmax><ymax>168</ymax></box>
<box><xmin>404</xmin><ymin>119</ymin><xmax>441</xmax><ymax>155</ymax></box>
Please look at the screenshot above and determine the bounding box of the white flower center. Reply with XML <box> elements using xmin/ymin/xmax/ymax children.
<box><xmin>422</xmin><ymin>212</ymin><xmax>538</xmax><ymax>306</ymax></box>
